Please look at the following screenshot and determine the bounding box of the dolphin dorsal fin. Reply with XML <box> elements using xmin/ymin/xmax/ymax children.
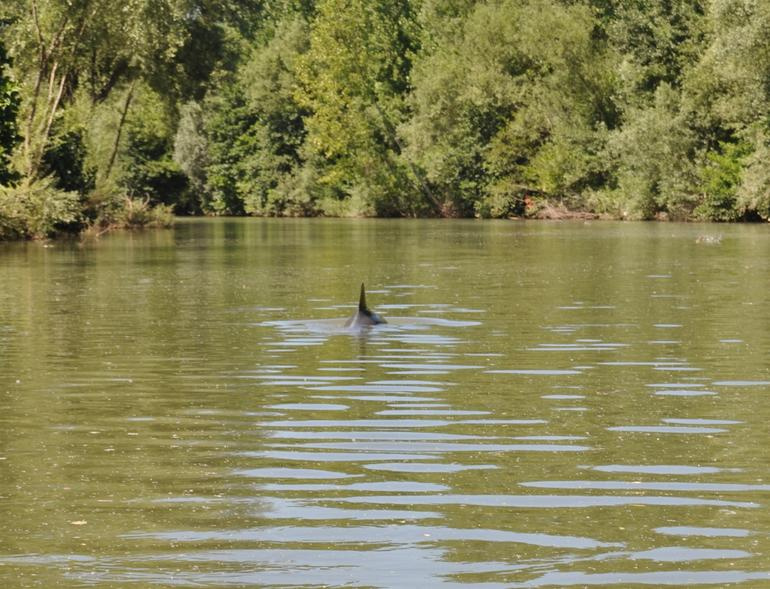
<box><xmin>359</xmin><ymin>283</ymin><xmax>368</xmax><ymax>312</ymax></box>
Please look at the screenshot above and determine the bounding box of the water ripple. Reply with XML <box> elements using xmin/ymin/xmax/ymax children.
<box><xmin>269</xmin><ymin>441</ymin><xmax>591</xmax><ymax>453</ymax></box>
<box><xmin>244</xmin><ymin>450</ymin><xmax>438</xmax><ymax>462</ymax></box>
<box><xmin>585</xmin><ymin>464</ymin><xmax>737</xmax><ymax>476</ymax></box>
<box><xmin>127</xmin><ymin>524</ymin><xmax>621</xmax><ymax>549</ymax></box>
<box><xmin>607</xmin><ymin>425</ymin><xmax>727</xmax><ymax>434</ymax></box>
<box><xmin>520</xmin><ymin>480</ymin><xmax>770</xmax><ymax>492</ymax></box>
<box><xmin>337</xmin><ymin>494</ymin><xmax>758</xmax><ymax>508</ymax></box>
<box><xmin>654</xmin><ymin>526</ymin><xmax>751</xmax><ymax>537</ymax></box>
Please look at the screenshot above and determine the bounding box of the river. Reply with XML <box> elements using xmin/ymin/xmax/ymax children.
<box><xmin>1</xmin><ymin>218</ymin><xmax>769</xmax><ymax>587</ymax></box>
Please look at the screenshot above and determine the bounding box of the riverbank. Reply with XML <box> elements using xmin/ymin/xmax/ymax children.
<box><xmin>4</xmin><ymin>1</ymin><xmax>770</xmax><ymax>243</ymax></box>
<box><xmin>0</xmin><ymin>182</ymin><xmax>173</xmax><ymax>241</ymax></box>
<box><xmin>3</xmin><ymin>190</ymin><xmax>769</xmax><ymax>243</ymax></box>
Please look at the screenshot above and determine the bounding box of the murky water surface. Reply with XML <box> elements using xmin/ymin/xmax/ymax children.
<box><xmin>1</xmin><ymin>219</ymin><xmax>770</xmax><ymax>587</ymax></box>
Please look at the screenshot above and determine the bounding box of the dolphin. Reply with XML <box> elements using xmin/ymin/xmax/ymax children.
<box><xmin>344</xmin><ymin>283</ymin><xmax>386</xmax><ymax>328</ymax></box>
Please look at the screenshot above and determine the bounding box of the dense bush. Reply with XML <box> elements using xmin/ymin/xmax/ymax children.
<box><xmin>0</xmin><ymin>177</ymin><xmax>80</xmax><ymax>239</ymax></box>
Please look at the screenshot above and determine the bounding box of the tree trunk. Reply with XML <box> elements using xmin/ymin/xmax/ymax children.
<box><xmin>104</xmin><ymin>80</ymin><xmax>136</xmax><ymax>181</ymax></box>
<box><xmin>24</xmin><ymin>3</ymin><xmax>89</xmax><ymax>180</ymax></box>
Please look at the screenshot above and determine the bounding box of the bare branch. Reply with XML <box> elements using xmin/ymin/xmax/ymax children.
<box><xmin>30</xmin><ymin>0</ymin><xmax>44</xmax><ymax>47</ymax></box>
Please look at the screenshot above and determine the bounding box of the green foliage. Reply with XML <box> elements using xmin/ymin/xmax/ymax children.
<box><xmin>297</xmin><ymin>0</ymin><xmax>426</xmax><ymax>216</ymax></box>
<box><xmin>404</xmin><ymin>0</ymin><xmax>616</xmax><ymax>217</ymax></box>
<box><xmin>605</xmin><ymin>84</ymin><xmax>698</xmax><ymax>219</ymax></box>
<box><xmin>601</xmin><ymin>0</ymin><xmax>707</xmax><ymax>98</ymax></box>
<box><xmin>80</xmin><ymin>192</ymin><xmax>174</xmax><ymax>237</ymax></box>
<box><xmin>695</xmin><ymin>140</ymin><xmax>750</xmax><ymax>221</ymax></box>
<box><xmin>0</xmin><ymin>177</ymin><xmax>80</xmax><ymax>239</ymax></box>
<box><xmin>237</xmin><ymin>17</ymin><xmax>312</xmax><ymax>215</ymax></box>
<box><xmin>199</xmin><ymin>80</ymin><xmax>251</xmax><ymax>214</ymax></box>
<box><xmin>0</xmin><ymin>0</ymin><xmax>265</xmax><ymax>237</ymax></box>
<box><xmin>735</xmin><ymin>133</ymin><xmax>770</xmax><ymax>219</ymax></box>
<box><xmin>405</xmin><ymin>1</ymin><xmax>528</xmax><ymax>214</ymax></box>
<box><xmin>120</xmin><ymin>86</ymin><xmax>188</xmax><ymax>209</ymax></box>
<box><xmin>0</xmin><ymin>36</ymin><xmax>18</xmax><ymax>185</ymax></box>
<box><xmin>695</xmin><ymin>0</ymin><xmax>770</xmax><ymax>129</ymax></box>
<box><xmin>4</xmin><ymin>0</ymin><xmax>770</xmax><ymax>237</ymax></box>
<box><xmin>114</xmin><ymin>197</ymin><xmax>174</xmax><ymax>229</ymax></box>
<box><xmin>41</xmin><ymin>127</ymin><xmax>95</xmax><ymax>195</ymax></box>
<box><xmin>173</xmin><ymin>101</ymin><xmax>209</xmax><ymax>213</ymax></box>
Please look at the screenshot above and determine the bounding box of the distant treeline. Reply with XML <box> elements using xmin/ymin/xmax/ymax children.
<box><xmin>1</xmin><ymin>0</ymin><xmax>770</xmax><ymax>238</ymax></box>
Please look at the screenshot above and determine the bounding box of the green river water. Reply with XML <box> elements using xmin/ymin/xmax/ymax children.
<box><xmin>1</xmin><ymin>218</ymin><xmax>770</xmax><ymax>587</ymax></box>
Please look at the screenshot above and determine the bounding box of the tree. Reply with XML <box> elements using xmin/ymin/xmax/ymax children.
<box><xmin>605</xmin><ymin>84</ymin><xmax>698</xmax><ymax>219</ymax></box>
<box><xmin>198</xmin><ymin>17</ymin><xmax>313</xmax><ymax>216</ymax></box>
<box><xmin>296</xmin><ymin>0</ymin><xmax>429</xmax><ymax>216</ymax></box>
<box><xmin>599</xmin><ymin>0</ymin><xmax>707</xmax><ymax>100</ymax></box>
<box><xmin>0</xmin><ymin>34</ymin><xmax>19</xmax><ymax>185</ymax></box>
<box><xmin>120</xmin><ymin>84</ymin><xmax>187</xmax><ymax>207</ymax></box>
<box><xmin>403</xmin><ymin>0</ymin><xmax>617</xmax><ymax>217</ymax></box>
<box><xmin>682</xmin><ymin>0</ymin><xmax>770</xmax><ymax>219</ymax></box>
<box><xmin>173</xmin><ymin>100</ymin><xmax>208</xmax><ymax>213</ymax></box>
<box><xmin>0</xmin><ymin>0</ymin><xmax>262</xmax><ymax>183</ymax></box>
